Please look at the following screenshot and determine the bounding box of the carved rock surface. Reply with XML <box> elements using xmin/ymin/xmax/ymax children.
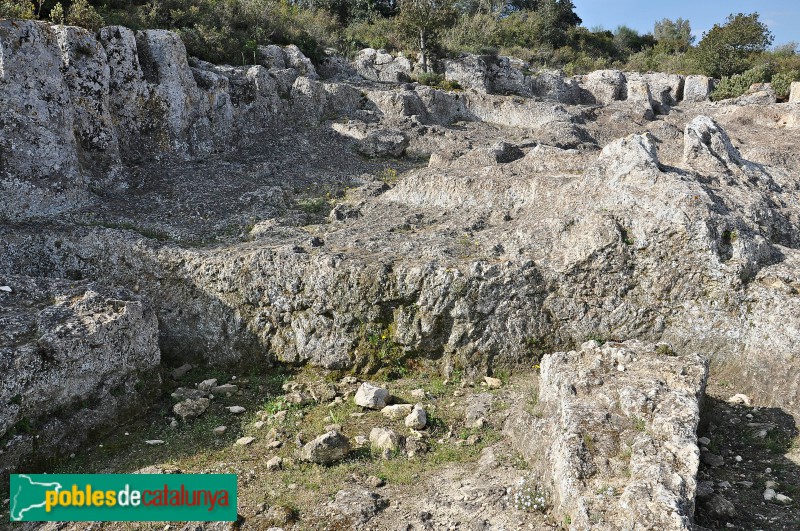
<box><xmin>504</xmin><ymin>340</ymin><xmax>708</xmax><ymax>530</ymax></box>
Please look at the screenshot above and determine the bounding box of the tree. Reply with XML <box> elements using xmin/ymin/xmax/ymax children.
<box><xmin>0</xmin><ymin>0</ymin><xmax>34</xmax><ymax>19</ymax></box>
<box><xmin>614</xmin><ymin>25</ymin><xmax>656</xmax><ymax>56</ymax></box>
<box><xmin>653</xmin><ymin>17</ymin><xmax>693</xmax><ymax>52</ymax></box>
<box><xmin>397</xmin><ymin>0</ymin><xmax>457</xmax><ymax>72</ymax></box>
<box><xmin>66</xmin><ymin>0</ymin><xmax>105</xmax><ymax>31</ymax></box>
<box><xmin>693</xmin><ymin>13</ymin><xmax>773</xmax><ymax>78</ymax></box>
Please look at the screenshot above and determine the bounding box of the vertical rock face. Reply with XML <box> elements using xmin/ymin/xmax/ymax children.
<box><xmin>790</xmin><ymin>81</ymin><xmax>800</xmax><ymax>103</ymax></box>
<box><xmin>353</xmin><ymin>48</ymin><xmax>412</xmax><ymax>83</ymax></box>
<box><xmin>580</xmin><ymin>69</ymin><xmax>627</xmax><ymax>105</ymax></box>
<box><xmin>0</xmin><ymin>20</ymin><xmax>83</xmax><ymax>218</ymax></box>
<box><xmin>684</xmin><ymin>75</ymin><xmax>715</xmax><ymax>102</ymax></box>
<box><xmin>54</xmin><ymin>25</ymin><xmax>120</xmax><ymax>173</ymax></box>
<box><xmin>505</xmin><ymin>341</ymin><xmax>708</xmax><ymax>530</ymax></box>
<box><xmin>134</xmin><ymin>30</ymin><xmax>200</xmax><ymax>156</ymax></box>
<box><xmin>0</xmin><ymin>276</ymin><xmax>161</xmax><ymax>476</ymax></box>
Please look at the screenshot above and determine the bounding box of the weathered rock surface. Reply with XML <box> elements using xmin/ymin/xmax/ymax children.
<box><xmin>299</xmin><ymin>430</ymin><xmax>350</xmax><ymax>464</ymax></box>
<box><xmin>3</xmin><ymin>28</ymin><xmax>800</xmax><ymax>530</ymax></box>
<box><xmin>504</xmin><ymin>340</ymin><xmax>708</xmax><ymax>530</ymax></box>
<box><xmin>0</xmin><ymin>276</ymin><xmax>160</xmax><ymax>476</ymax></box>
<box><xmin>355</xmin><ymin>383</ymin><xmax>390</xmax><ymax>409</ymax></box>
<box><xmin>329</xmin><ymin>488</ymin><xmax>388</xmax><ymax>524</ymax></box>
<box><xmin>684</xmin><ymin>75</ymin><xmax>715</xmax><ymax>102</ymax></box>
<box><xmin>353</xmin><ymin>48</ymin><xmax>412</xmax><ymax>83</ymax></box>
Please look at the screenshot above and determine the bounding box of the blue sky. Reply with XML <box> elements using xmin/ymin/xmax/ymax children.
<box><xmin>572</xmin><ymin>0</ymin><xmax>800</xmax><ymax>47</ymax></box>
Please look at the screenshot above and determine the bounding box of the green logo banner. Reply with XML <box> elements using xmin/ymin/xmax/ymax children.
<box><xmin>9</xmin><ymin>474</ymin><xmax>237</xmax><ymax>522</ymax></box>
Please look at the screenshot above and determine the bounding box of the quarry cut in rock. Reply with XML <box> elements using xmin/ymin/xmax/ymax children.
<box><xmin>504</xmin><ymin>340</ymin><xmax>709</xmax><ymax>530</ymax></box>
<box><xmin>2</xmin><ymin>22</ymin><xmax>800</xmax><ymax>527</ymax></box>
<box><xmin>0</xmin><ymin>276</ymin><xmax>160</xmax><ymax>477</ymax></box>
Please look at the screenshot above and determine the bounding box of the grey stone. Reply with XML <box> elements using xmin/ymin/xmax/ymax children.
<box><xmin>171</xmin><ymin>364</ymin><xmax>193</xmax><ymax>379</ymax></box>
<box><xmin>503</xmin><ymin>340</ymin><xmax>708</xmax><ymax>531</ymax></box>
<box><xmin>701</xmin><ymin>452</ymin><xmax>724</xmax><ymax>467</ymax></box>
<box><xmin>369</xmin><ymin>427</ymin><xmax>403</xmax><ymax>454</ymax></box>
<box><xmin>329</xmin><ymin>488</ymin><xmax>387</xmax><ymax>523</ymax></box>
<box><xmin>404</xmin><ymin>404</ymin><xmax>427</xmax><ymax>430</ymax></box>
<box><xmin>702</xmin><ymin>494</ymin><xmax>736</xmax><ymax>519</ymax></box>
<box><xmin>174</xmin><ymin>398</ymin><xmax>210</xmax><ymax>421</ymax></box>
<box><xmin>299</xmin><ymin>430</ymin><xmax>350</xmax><ymax>464</ymax></box>
<box><xmin>211</xmin><ymin>384</ymin><xmax>238</xmax><ymax>395</ymax></box>
<box><xmin>357</xmin><ymin>130</ymin><xmax>409</xmax><ymax>158</ymax></box>
<box><xmin>684</xmin><ymin>75</ymin><xmax>714</xmax><ymax>102</ymax></box>
<box><xmin>355</xmin><ymin>383</ymin><xmax>390</xmax><ymax>409</ymax></box>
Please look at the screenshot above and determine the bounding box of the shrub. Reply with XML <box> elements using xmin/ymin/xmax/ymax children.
<box><xmin>49</xmin><ymin>2</ymin><xmax>64</xmax><ymax>24</ymax></box>
<box><xmin>0</xmin><ymin>0</ymin><xmax>34</xmax><ymax>19</ymax></box>
<box><xmin>694</xmin><ymin>13</ymin><xmax>773</xmax><ymax>78</ymax></box>
<box><xmin>710</xmin><ymin>63</ymin><xmax>773</xmax><ymax>101</ymax></box>
<box><xmin>772</xmin><ymin>70</ymin><xmax>800</xmax><ymax>100</ymax></box>
<box><xmin>66</xmin><ymin>0</ymin><xmax>104</xmax><ymax>31</ymax></box>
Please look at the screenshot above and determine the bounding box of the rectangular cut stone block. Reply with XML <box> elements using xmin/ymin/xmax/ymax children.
<box><xmin>684</xmin><ymin>75</ymin><xmax>714</xmax><ymax>102</ymax></box>
<box><xmin>504</xmin><ymin>340</ymin><xmax>708</xmax><ymax>531</ymax></box>
<box><xmin>789</xmin><ymin>81</ymin><xmax>800</xmax><ymax>103</ymax></box>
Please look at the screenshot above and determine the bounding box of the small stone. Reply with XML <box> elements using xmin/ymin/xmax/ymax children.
<box><xmin>354</xmin><ymin>435</ymin><xmax>368</xmax><ymax>446</ymax></box>
<box><xmin>766</xmin><ymin>480</ymin><xmax>779</xmax><ymax>489</ymax></box>
<box><xmin>765</xmin><ymin>467</ymin><xmax>772</xmax><ymax>473</ymax></box>
<box><xmin>775</xmin><ymin>493</ymin><xmax>793</xmax><ymax>504</ymax></box>
<box><xmin>254</xmin><ymin>421</ymin><xmax>266</xmax><ymax>429</ymax></box>
<box><xmin>735</xmin><ymin>455</ymin><xmax>742</xmax><ymax>462</ymax></box>
<box><xmin>212</xmin><ymin>384</ymin><xmax>238</xmax><ymax>395</ymax></box>
<box><xmin>703</xmin><ymin>494</ymin><xmax>736</xmax><ymax>519</ymax></box>
<box><xmin>235</xmin><ymin>436</ymin><xmax>255</xmax><ymax>446</ymax></box>
<box><xmin>169</xmin><ymin>419</ymin><xmax>178</xmax><ymax>429</ymax></box>
<box><xmin>367</xmin><ymin>476</ymin><xmax>385</xmax><ymax>488</ymax></box>
<box><xmin>267</xmin><ymin>440</ymin><xmax>282</xmax><ymax>449</ymax></box>
<box><xmin>764</xmin><ymin>488</ymin><xmax>777</xmax><ymax>501</ymax></box>
<box><xmin>471</xmin><ymin>417</ymin><xmax>489</xmax><ymax>429</ymax></box>
<box><xmin>411</xmin><ymin>389</ymin><xmax>426</xmax><ymax>399</ymax></box>
<box><xmin>701</xmin><ymin>452</ymin><xmax>724</xmax><ymax>467</ymax></box>
<box><xmin>173</xmin><ymin>398</ymin><xmax>210</xmax><ymax>421</ymax></box>
<box><xmin>145</xmin><ymin>440</ymin><xmax>165</xmax><ymax>445</ymax></box>
<box><xmin>197</xmin><ymin>379</ymin><xmax>218</xmax><ymax>393</ymax></box>
<box><xmin>757</xmin><ymin>429</ymin><xmax>768</xmax><ymax>438</ymax></box>
<box><xmin>404</xmin><ymin>404</ymin><xmax>427</xmax><ymax>430</ymax></box>
<box><xmin>299</xmin><ymin>431</ymin><xmax>351</xmax><ymax>464</ymax></box>
<box><xmin>0</xmin><ymin>286</ymin><xmax>12</xmax><ymax>293</ymax></box>
<box><xmin>370</xmin><ymin>427</ymin><xmax>403</xmax><ymax>455</ymax></box>
<box><xmin>696</xmin><ymin>480</ymin><xmax>714</xmax><ymax>500</ymax></box>
<box><xmin>465</xmin><ymin>434</ymin><xmax>481</xmax><ymax>446</ymax></box>
<box><xmin>266</xmin><ymin>456</ymin><xmax>283</xmax><ymax>471</ymax></box>
<box><xmin>736</xmin><ymin>481</ymin><xmax>753</xmax><ymax>488</ymax></box>
<box><xmin>227</xmin><ymin>406</ymin><xmax>246</xmax><ymax>414</ymax></box>
<box><xmin>170</xmin><ymin>364</ymin><xmax>193</xmax><ymax>379</ymax></box>
<box><xmin>213</xmin><ymin>426</ymin><xmax>227</xmax><ymax>436</ymax></box>
<box><xmin>381</xmin><ymin>404</ymin><xmax>414</xmax><ymax>419</ymax></box>
<box><xmin>355</xmin><ymin>383</ymin><xmax>390</xmax><ymax>409</ymax></box>
<box><xmin>698</xmin><ymin>436</ymin><xmax>711</xmax><ymax>446</ymax></box>
<box><xmin>483</xmin><ymin>376</ymin><xmax>502</xmax><ymax>389</ymax></box>
<box><xmin>617</xmin><ymin>364</ymin><xmax>626</xmax><ymax>372</ymax></box>
<box><xmin>727</xmin><ymin>393</ymin><xmax>751</xmax><ymax>406</ymax></box>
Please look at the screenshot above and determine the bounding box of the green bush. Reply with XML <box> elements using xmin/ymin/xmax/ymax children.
<box><xmin>772</xmin><ymin>70</ymin><xmax>800</xmax><ymax>100</ymax></box>
<box><xmin>0</xmin><ymin>0</ymin><xmax>34</xmax><ymax>19</ymax></box>
<box><xmin>49</xmin><ymin>2</ymin><xmax>65</xmax><ymax>24</ymax></box>
<box><xmin>66</xmin><ymin>0</ymin><xmax>105</xmax><ymax>31</ymax></box>
<box><xmin>694</xmin><ymin>13</ymin><xmax>773</xmax><ymax>78</ymax></box>
<box><xmin>710</xmin><ymin>63</ymin><xmax>773</xmax><ymax>101</ymax></box>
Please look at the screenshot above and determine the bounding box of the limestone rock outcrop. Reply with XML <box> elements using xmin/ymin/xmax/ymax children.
<box><xmin>0</xmin><ymin>276</ymin><xmax>160</xmax><ymax>476</ymax></box>
<box><xmin>505</xmin><ymin>340</ymin><xmax>708</xmax><ymax>530</ymax></box>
